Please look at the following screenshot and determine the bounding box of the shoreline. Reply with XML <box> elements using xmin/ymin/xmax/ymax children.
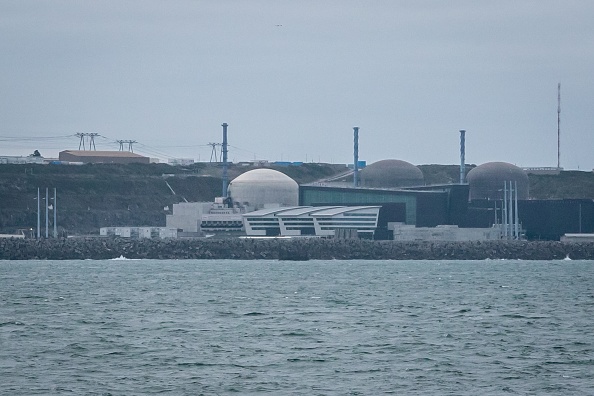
<box><xmin>2</xmin><ymin>238</ymin><xmax>594</xmax><ymax>261</ymax></box>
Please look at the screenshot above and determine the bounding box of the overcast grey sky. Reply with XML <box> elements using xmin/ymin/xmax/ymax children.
<box><xmin>1</xmin><ymin>1</ymin><xmax>593</xmax><ymax>169</ymax></box>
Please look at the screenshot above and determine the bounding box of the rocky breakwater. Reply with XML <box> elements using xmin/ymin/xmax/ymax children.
<box><xmin>2</xmin><ymin>237</ymin><xmax>594</xmax><ymax>260</ymax></box>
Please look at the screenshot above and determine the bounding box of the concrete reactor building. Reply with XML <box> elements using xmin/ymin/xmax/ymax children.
<box><xmin>360</xmin><ymin>159</ymin><xmax>425</xmax><ymax>188</ymax></box>
<box><xmin>228</xmin><ymin>168</ymin><xmax>299</xmax><ymax>210</ymax></box>
<box><xmin>466</xmin><ymin>161</ymin><xmax>529</xmax><ymax>200</ymax></box>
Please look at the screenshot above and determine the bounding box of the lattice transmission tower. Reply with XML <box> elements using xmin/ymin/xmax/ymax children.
<box><xmin>208</xmin><ymin>142</ymin><xmax>222</xmax><ymax>162</ymax></box>
<box><xmin>75</xmin><ymin>133</ymin><xmax>99</xmax><ymax>150</ymax></box>
<box><xmin>117</xmin><ymin>140</ymin><xmax>137</xmax><ymax>152</ymax></box>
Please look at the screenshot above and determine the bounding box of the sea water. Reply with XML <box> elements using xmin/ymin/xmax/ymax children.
<box><xmin>1</xmin><ymin>259</ymin><xmax>593</xmax><ymax>395</ymax></box>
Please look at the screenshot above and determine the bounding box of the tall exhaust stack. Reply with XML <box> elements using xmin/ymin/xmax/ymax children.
<box><xmin>222</xmin><ymin>122</ymin><xmax>229</xmax><ymax>198</ymax></box>
<box><xmin>459</xmin><ymin>129</ymin><xmax>466</xmax><ymax>184</ymax></box>
<box><xmin>353</xmin><ymin>126</ymin><xmax>359</xmax><ymax>187</ymax></box>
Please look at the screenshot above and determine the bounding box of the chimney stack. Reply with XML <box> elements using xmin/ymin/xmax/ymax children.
<box><xmin>353</xmin><ymin>127</ymin><xmax>359</xmax><ymax>187</ymax></box>
<box><xmin>459</xmin><ymin>129</ymin><xmax>466</xmax><ymax>184</ymax></box>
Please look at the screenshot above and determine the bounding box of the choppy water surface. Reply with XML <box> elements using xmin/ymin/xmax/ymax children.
<box><xmin>1</xmin><ymin>259</ymin><xmax>593</xmax><ymax>395</ymax></box>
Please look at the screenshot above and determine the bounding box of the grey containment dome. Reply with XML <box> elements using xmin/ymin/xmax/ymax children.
<box><xmin>360</xmin><ymin>159</ymin><xmax>425</xmax><ymax>188</ymax></box>
<box><xmin>466</xmin><ymin>161</ymin><xmax>529</xmax><ymax>200</ymax></box>
<box><xmin>228</xmin><ymin>168</ymin><xmax>299</xmax><ymax>209</ymax></box>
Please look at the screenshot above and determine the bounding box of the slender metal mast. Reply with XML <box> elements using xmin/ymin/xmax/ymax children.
<box><xmin>514</xmin><ymin>181</ymin><xmax>520</xmax><ymax>239</ymax></box>
<box><xmin>494</xmin><ymin>201</ymin><xmax>498</xmax><ymax>225</ymax></box>
<box><xmin>503</xmin><ymin>182</ymin><xmax>508</xmax><ymax>239</ymax></box>
<box><xmin>53</xmin><ymin>188</ymin><xmax>57</xmax><ymax>238</ymax></box>
<box><xmin>37</xmin><ymin>187</ymin><xmax>40</xmax><ymax>239</ymax></box>
<box><xmin>508</xmin><ymin>181</ymin><xmax>513</xmax><ymax>239</ymax></box>
<box><xmin>557</xmin><ymin>83</ymin><xmax>561</xmax><ymax>169</ymax></box>
<box><xmin>221</xmin><ymin>123</ymin><xmax>229</xmax><ymax>198</ymax></box>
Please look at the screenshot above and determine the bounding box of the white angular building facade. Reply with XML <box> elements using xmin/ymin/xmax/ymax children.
<box><xmin>243</xmin><ymin>206</ymin><xmax>380</xmax><ymax>238</ymax></box>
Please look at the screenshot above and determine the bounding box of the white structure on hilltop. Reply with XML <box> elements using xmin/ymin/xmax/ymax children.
<box><xmin>0</xmin><ymin>155</ymin><xmax>45</xmax><ymax>164</ymax></box>
<box><xmin>168</xmin><ymin>158</ymin><xmax>195</xmax><ymax>166</ymax></box>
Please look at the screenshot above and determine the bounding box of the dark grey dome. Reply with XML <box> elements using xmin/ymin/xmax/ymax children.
<box><xmin>360</xmin><ymin>159</ymin><xmax>424</xmax><ymax>188</ymax></box>
<box><xmin>467</xmin><ymin>162</ymin><xmax>529</xmax><ymax>200</ymax></box>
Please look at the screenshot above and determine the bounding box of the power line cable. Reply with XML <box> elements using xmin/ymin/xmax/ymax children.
<box><xmin>0</xmin><ymin>134</ymin><xmax>75</xmax><ymax>141</ymax></box>
<box><xmin>95</xmin><ymin>135</ymin><xmax>180</xmax><ymax>159</ymax></box>
<box><xmin>133</xmin><ymin>143</ymin><xmax>179</xmax><ymax>159</ymax></box>
<box><xmin>151</xmin><ymin>143</ymin><xmax>212</xmax><ymax>148</ymax></box>
<box><xmin>228</xmin><ymin>144</ymin><xmax>261</xmax><ymax>159</ymax></box>
<box><xmin>0</xmin><ymin>133</ymin><xmax>262</xmax><ymax>161</ymax></box>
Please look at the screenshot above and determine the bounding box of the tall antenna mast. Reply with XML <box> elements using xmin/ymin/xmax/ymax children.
<box><xmin>557</xmin><ymin>83</ymin><xmax>561</xmax><ymax>169</ymax></box>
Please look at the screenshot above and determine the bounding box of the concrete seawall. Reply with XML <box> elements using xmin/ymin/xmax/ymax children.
<box><xmin>2</xmin><ymin>238</ymin><xmax>594</xmax><ymax>260</ymax></box>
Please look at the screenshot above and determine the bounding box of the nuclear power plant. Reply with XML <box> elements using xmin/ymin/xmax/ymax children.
<box><xmin>162</xmin><ymin>123</ymin><xmax>594</xmax><ymax>241</ymax></box>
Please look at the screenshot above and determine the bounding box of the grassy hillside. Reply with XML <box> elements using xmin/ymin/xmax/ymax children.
<box><xmin>0</xmin><ymin>162</ymin><xmax>346</xmax><ymax>235</ymax></box>
<box><xmin>528</xmin><ymin>171</ymin><xmax>594</xmax><ymax>199</ymax></box>
<box><xmin>1</xmin><ymin>163</ymin><xmax>592</xmax><ymax>235</ymax></box>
